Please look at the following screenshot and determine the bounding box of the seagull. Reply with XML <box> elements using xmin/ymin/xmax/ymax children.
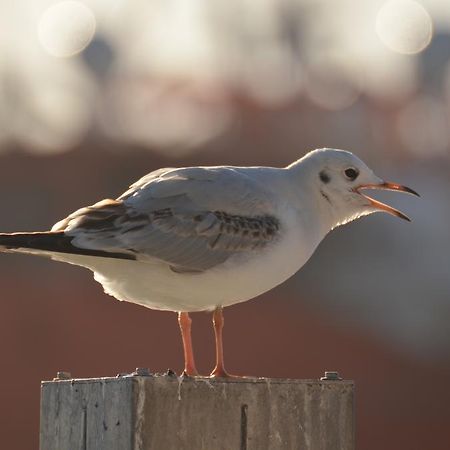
<box><xmin>0</xmin><ymin>149</ymin><xmax>418</xmax><ymax>377</ymax></box>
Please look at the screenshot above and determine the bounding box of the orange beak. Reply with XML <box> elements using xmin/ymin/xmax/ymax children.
<box><xmin>354</xmin><ymin>182</ymin><xmax>420</xmax><ymax>221</ymax></box>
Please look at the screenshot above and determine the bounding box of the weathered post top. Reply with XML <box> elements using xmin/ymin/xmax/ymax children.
<box><xmin>40</xmin><ymin>372</ymin><xmax>354</xmax><ymax>450</ymax></box>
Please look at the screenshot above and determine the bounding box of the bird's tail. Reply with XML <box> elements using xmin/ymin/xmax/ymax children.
<box><xmin>0</xmin><ymin>232</ymin><xmax>134</xmax><ymax>260</ymax></box>
<box><xmin>0</xmin><ymin>231</ymin><xmax>70</xmax><ymax>253</ymax></box>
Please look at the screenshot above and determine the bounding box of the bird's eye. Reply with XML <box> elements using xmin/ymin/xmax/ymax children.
<box><xmin>344</xmin><ymin>167</ymin><xmax>359</xmax><ymax>181</ymax></box>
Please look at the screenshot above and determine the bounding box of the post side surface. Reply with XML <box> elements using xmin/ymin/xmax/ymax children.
<box><xmin>40</xmin><ymin>376</ymin><xmax>354</xmax><ymax>450</ymax></box>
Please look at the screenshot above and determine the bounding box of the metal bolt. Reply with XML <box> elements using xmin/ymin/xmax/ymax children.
<box><xmin>54</xmin><ymin>371</ymin><xmax>72</xmax><ymax>381</ymax></box>
<box><xmin>320</xmin><ymin>371</ymin><xmax>342</xmax><ymax>381</ymax></box>
<box><xmin>132</xmin><ymin>367</ymin><xmax>151</xmax><ymax>377</ymax></box>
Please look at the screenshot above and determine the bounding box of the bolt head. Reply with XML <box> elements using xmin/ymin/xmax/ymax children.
<box><xmin>132</xmin><ymin>367</ymin><xmax>151</xmax><ymax>377</ymax></box>
<box><xmin>53</xmin><ymin>371</ymin><xmax>72</xmax><ymax>381</ymax></box>
<box><xmin>320</xmin><ymin>371</ymin><xmax>342</xmax><ymax>381</ymax></box>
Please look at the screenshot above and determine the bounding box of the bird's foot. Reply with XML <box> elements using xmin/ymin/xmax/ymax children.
<box><xmin>181</xmin><ymin>368</ymin><xmax>200</xmax><ymax>377</ymax></box>
<box><xmin>209</xmin><ymin>366</ymin><xmax>245</xmax><ymax>379</ymax></box>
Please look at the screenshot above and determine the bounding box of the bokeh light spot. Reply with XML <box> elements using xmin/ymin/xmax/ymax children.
<box><xmin>396</xmin><ymin>95</ymin><xmax>449</xmax><ymax>157</ymax></box>
<box><xmin>38</xmin><ymin>1</ymin><xmax>96</xmax><ymax>58</ymax></box>
<box><xmin>375</xmin><ymin>0</ymin><xmax>433</xmax><ymax>55</ymax></box>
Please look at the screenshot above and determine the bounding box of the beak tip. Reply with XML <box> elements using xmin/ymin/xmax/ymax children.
<box><xmin>382</xmin><ymin>182</ymin><xmax>420</xmax><ymax>197</ymax></box>
<box><xmin>408</xmin><ymin>188</ymin><xmax>420</xmax><ymax>198</ymax></box>
<box><xmin>395</xmin><ymin>210</ymin><xmax>412</xmax><ymax>222</ymax></box>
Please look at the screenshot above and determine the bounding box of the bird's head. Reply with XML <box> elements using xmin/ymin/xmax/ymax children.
<box><xmin>290</xmin><ymin>148</ymin><xmax>419</xmax><ymax>229</ymax></box>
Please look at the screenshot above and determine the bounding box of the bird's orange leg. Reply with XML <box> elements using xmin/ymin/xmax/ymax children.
<box><xmin>210</xmin><ymin>307</ymin><xmax>235</xmax><ymax>378</ymax></box>
<box><xmin>178</xmin><ymin>312</ymin><xmax>199</xmax><ymax>376</ymax></box>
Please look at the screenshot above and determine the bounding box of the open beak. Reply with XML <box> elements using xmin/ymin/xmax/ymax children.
<box><xmin>354</xmin><ymin>182</ymin><xmax>420</xmax><ymax>221</ymax></box>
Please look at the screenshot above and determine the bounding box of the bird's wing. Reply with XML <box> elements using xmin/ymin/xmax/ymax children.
<box><xmin>52</xmin><ymin>166</ymin><xmax>281</xmax><ymax>272</ymax></box>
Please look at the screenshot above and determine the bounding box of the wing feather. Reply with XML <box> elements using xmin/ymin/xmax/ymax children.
<box><xmin>53</xmin><ymin>166</ymin><xmax>281</xmax><ymax>272</ymax></box>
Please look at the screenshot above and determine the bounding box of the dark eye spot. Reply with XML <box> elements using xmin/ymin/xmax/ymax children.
<box><xmin>344</xmin><ymin>167</ymin><xmax>359</xmax><ymax>181</ymax></box>
<box><xmin>319</xmin><ymin>170</ymin><xmax>330</xmax><ymax>183</ymax></box>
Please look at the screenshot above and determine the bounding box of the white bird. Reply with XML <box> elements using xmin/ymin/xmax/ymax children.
<box><xmin>0</xmin><ymin>149</ymin><xmax>418</xmax><ymax>377</ymax></box>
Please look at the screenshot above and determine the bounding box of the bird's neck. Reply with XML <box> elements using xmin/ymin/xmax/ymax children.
<box><xmin>284</xmin><ymin>165</ymin><xmax>337</xmax><ymax>236</ymax></box>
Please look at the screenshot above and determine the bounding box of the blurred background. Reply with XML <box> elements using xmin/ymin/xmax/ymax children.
<box><xmin>0</xmin><ymin>0</ymin><xmax>449</xmax><ymax>448</ymax></box>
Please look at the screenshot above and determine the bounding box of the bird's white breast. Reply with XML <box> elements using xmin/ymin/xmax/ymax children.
<box><xmin>52</xmin><ymin>206</ymin><xmax>323</xmax><ymax>312</ymax></box>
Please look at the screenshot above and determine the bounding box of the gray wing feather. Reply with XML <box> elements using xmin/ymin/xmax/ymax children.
<box><xmin>53</xmin><ymin>166</ymin><xmax>280</xmax><ymax>272</ymax></box>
